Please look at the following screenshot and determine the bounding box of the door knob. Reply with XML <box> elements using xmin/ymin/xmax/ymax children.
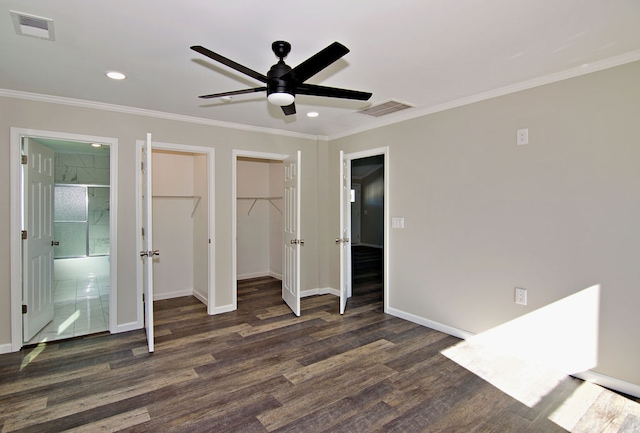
<box><xmin>140</xmin><ymin>251</ymin><xmax>148</xmax><ymax>257</ymax></box>
<box><xmin>51</xmin><ymin>241</ymin><xmax>60</xmax><ymax>246</ymax></box>
<box><xmin>149</xmin><ymin>250</ymin><xmax>160</xmax><ymax>257</ymax></box>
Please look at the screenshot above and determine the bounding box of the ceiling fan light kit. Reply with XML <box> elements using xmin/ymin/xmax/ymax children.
<box><xmin>191</xmin><ymin>40</ymin><xmax>372</xmax><ymax>115</ymax></box>
<box><xmin>267</xmin><ymin>92</ymin><xmax>295</xmax><ymax>106</ymax></box>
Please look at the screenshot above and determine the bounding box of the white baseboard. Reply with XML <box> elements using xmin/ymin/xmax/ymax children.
<box><xmin>0</xmin><ymin>343</ymin><xmax>13</xmax><ymax>354</ymax></box>
<box><xmin>387</xmin><ymin>306</ymin><xmax>640</xmax><ymax>399</ymax></box>
<box><xmin>154</xmin><ymin>289</ymin><xmax>193</xmax><ymax>301</ymax></box>
<box><xmin>572</xmin><ymin>370</ymin><xmax>640</xmax><ymax>399</ymax></box>
<box><xmin>387</xmin><ymin>307</ymin><xmax>475</xmax><ymax>340</ymax></box>
<box><xmin>115</xmin><ymin>321</ymin><xmax>141</xmax><ymax>334</ymax></box>
<box><xmin>359</xmin><ymin>243</ymin><xmax>383</xmax><ymax>249</ymax></box>
<box><xmin>192</xmin><ymin>290</ymin><xmax>207</xmax><ymax>305</ymax></box>
<box><xmin>208</xmin><ymin>304</ymin><xmax>235</xmax><ymax>315</ymax></box>
<box><xmin>238</xmin><ymin>271</ymin><xmax>269</xmax><ymax>280</ymax></box>
<box><xmin>301</xmin><ymin>287</ymin><xmax>340</xmax><ymax>298</ymax></box>
<box><xmin>269</xmin><ymin>271</ymin><xmax>282</xmax><ymax>280</ymax></box>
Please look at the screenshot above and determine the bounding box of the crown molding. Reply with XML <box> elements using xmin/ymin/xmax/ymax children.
<box><xmin>3</xmin><ymin>50</ymin><xmax>639</xmax><ymax>143</ymax></box>
<box><xmin>0</xmin><ymin>89</ymin><xmax>321</xmax><ymax>141</ymax></box>
<box><xmin>330</xmin><ymin>50</ymin><xmax>640</xmax><ymax>140</ymax></box>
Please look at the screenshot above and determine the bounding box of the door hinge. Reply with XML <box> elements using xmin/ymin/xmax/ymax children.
<box><xmin>142</xmin><ymin>227</ymin><xmax>145</xmax><ymax>238</ymax></box>
<box><xmin>21</xmin><ymin>155</ymin><xmax>28</xmax><ymax>165</ymax></box>
<box><xmin>21</xmin><ymin>230</ymin><xmax>27</xmax><ymax>240</ymax></box>
<box><xmin>22</xmin><ymin>305</ymin><xmax>27</xmax><ymax>314</ymax></box>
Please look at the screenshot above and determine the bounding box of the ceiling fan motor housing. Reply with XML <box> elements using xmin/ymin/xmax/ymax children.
<box><xmin>267</xmin><ymin>61</ymin><xmax>294</xmax><ymax>96</ymax></box>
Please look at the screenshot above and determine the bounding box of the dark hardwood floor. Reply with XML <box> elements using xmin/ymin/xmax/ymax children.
<box><xmin>1</xmin><ymin>249</ymin><xmax>639</xmax><ymax>432</ymax></box>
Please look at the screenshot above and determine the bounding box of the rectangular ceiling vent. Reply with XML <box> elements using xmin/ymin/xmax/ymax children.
<box><xmin>10</xmin><ymin>10</ymin><xmax>55</xmax><ymax>41</ymax></box>
<box><xmin>358</xmin><ymin>100</ymin><xmax>413</xmax><ymax>117</ymax></box>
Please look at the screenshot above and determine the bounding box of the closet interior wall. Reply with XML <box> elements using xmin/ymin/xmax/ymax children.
<box><xmin>237</xmin><ymin>158</ymin><xmax>283</xmax><ymax>280</ymax></box>
<box><xmin>151</xmin><ymin>150</ymin><xmax>208</xmax><ymax>301</ymax></box>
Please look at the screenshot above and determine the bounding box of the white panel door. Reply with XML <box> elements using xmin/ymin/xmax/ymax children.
<box><xmin>339</xmin><ymin>151</ymin><xmax>352</xmax><ymax>314</ymax></box>
<box><xmin>22</xmin><ymin>138</ymin><xmax>55</xmax><ymax>342</ymax></box>
<box><xmin>282</xmin><ymin>150</ymin><xmax>301</xmax><ymax>316</ymax></box>
<box><xmin>141</xmin><ymin>133</ymin><xmax>156</xmax><ymax>352</ymax></box>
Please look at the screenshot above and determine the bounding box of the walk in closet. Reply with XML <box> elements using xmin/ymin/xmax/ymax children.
<box><xmin>236</xmin><ymin>157</ymin><xmax>283</xmax><ymax>280</ymax></box>
<box><xmin>151</xmin><ymin>150</ymin><xmax>209</xmax><ymax>302</ymax></box>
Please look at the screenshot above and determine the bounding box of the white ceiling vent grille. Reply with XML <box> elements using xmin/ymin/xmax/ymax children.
<box><xmin>358</xmin><ymin>100</ymin><xmax>413</xmax><ymax>117</ymax></box>
<box><xmin>10</xmin><ymin>11</ymin><xmax>55</xmax><ymax>41</ymax></box>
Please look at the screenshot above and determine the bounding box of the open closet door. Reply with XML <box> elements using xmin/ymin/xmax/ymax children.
<box><xmin>282</xmin><ymin>150</ymin><xmax>301</xmax><ymax>316</ymax></box>
<box><xmin>339</xmin><ymin>151</ymin><xmax>352</xmax><ymax>314</ymax></box>
<box><xmin>22</xmin><ymin>138</ymin><xmax>55</xmax><ymax>342</ymax></box>
<box><xmin>140</xmin><ymin>133</ymin><xmax>157</xmax><ymax>352</ymax></box>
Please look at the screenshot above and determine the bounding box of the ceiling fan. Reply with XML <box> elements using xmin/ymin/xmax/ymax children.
<box><xmin>190</xmin><ymin>41</ymin><xmax>372</xmax><ymax>115</ymax></box>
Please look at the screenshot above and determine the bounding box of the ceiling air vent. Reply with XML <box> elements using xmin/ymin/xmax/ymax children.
<box><xmin>10</xmin><ymin>10</ymin><xmax>55</xmax><ymax>41</ymax></box>
<box><xmin>358</xmin><ymin>100</ymin><xmax>413</xmax><ymax>117</ymax></box>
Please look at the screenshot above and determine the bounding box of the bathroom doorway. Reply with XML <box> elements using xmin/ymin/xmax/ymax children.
<box><xmin>10</xmin><ymin>128</ymin><xmax>118</xmax><ymax>350</ymax></box>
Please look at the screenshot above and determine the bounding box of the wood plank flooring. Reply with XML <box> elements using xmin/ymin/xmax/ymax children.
<box><xmin>1</xmin><ymin>250</ymin><xmax>639</xmax><ymax>432</ymax></box>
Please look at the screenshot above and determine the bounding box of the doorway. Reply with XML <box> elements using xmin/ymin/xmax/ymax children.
<box><xmin>236</xmin><ymin>157</ymin><xmax>284</xmax><ymax>281</ymax></box>
<box><xmin>232</xmin><ymin>150</ymin><xmax>289</xmax><ymax>311</ymax></box>
<box><xmin>350</xmin><ymin>155</ymin><xmax>385</xmax><ymax>308</ymax></box>
<box><xmin>340</xmin><ymin>147</ymin><xmax>389</xmax><ymax>315</ymax></box>
<box><xmin>10</xmin><ymin>128</ymin><xmax>118</xmax><ymax>351</ymax></box>
<box><xmin>135</xmin><ymin>139</ymin><xmax>215</xmax><ymax>326</ymax></box>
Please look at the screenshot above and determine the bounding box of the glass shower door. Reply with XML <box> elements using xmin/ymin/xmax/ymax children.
<box><xmin>54</xmin><ymin>185</ymin><xmax>88</xmax><ymax>258</ymax></box>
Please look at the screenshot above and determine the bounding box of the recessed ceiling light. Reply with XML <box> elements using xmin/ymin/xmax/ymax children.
<box><xmin>106</xmin><ymin>71</ymin><xmax>126</xmax><ymax>80</ymax></box>
<box><xmin>307</xmin><ymin>112</ymin><xmax>319</xmax><ymax>118</ymax></box>
<box><xmin>90</xmin><ymin>143</ymin><xmax>102</xmax><ymax>148</ymax></box>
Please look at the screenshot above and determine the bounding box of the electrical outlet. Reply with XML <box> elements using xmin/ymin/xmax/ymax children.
<box><xmin>517</xmin><ymin>128</ymin><xmax>529</xmax><ymax>145</ymax></box>
<box><xmin>515</xmin><ymin>287</ymin><xmax>528</xmax><ymax>305</ymax></box>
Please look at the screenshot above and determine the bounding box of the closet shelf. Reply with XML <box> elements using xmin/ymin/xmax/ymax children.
<box><xmin>237</xmin><ymin>197</ymin><xmax>282</xmax><ymax>215</ymax></box>
<box><xmin>153</xmin><ymin>195</ymin><xmax>202</xmax><ymax>217</ymax></box>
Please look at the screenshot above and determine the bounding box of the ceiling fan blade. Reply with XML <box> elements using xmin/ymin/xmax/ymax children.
<box><xmin>281</xmin><ymin>102</ymin><xmax>296</xmax><ymax>116</ymax></box>
<box><xmin>296</xmin><ymin>84</ymin><xmax>372</xmax><ymax>101</ymax></box>
<box><xmin>198</xmin><ymin>87</ymin><xmax>267</xmax><ymax>99</ymax></box>
<box><xmin>191</xmin><ymin>45</ymin><xmax>268</xmax><ymax>83</ymax></box>
<box><xmin>281</xmin><ymin>42</ymin><xmax>349</xmax><ymax>83</ymax></box>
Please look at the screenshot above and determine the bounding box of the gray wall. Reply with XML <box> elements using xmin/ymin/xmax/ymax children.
<box><xmin>2</xmin><ymin>59</ymin><xmax>639</xmax><ymax>391</ymax></box>
<box><xmin>0</xmin><ymin>98</ymin><xmax>319</xmax><ymax>345</ymax></box>
<box><xmin>328</xmin><ymin>60</ymin><xmax>640</xmax><ymax>387</ymax></box>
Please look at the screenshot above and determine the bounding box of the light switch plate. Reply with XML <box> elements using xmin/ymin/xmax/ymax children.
<box><xmin>392</xmin><ymin>217</ymin><xmax>404</xmax><ymax>229</ymax></box>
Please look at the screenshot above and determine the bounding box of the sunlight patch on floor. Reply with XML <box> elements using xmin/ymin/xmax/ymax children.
<box><xmin>441</xmin><ymin>284</ymin><xmax>640</xmax><ymax>430</ymax></box>
<box><xmin>442</xmin><ymin>285</ymin><xmax>600</xmax><ymax>407</ymax></box>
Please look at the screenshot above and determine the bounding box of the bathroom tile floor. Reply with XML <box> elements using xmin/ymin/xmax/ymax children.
<box><xmin>26</xmin><ymin>274</ymin><xmax>110</xmax><ymax>345</ymax></box>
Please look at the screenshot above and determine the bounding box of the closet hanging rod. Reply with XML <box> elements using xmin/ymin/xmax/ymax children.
<box><xmin>152</xmin><ymin>195</ymin><xmax>202</xmax><ymax>217</ymax></box>
<box><xmin>237</xmin><ymin>197</ymin><xmax>282</xmax><ymax>215</ymax></box>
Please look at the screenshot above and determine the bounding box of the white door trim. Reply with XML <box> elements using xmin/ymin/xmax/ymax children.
<box><xmin>231</xmin><ymin>150</ymin><xmax>289</xmax><ymax>311</ymax></box>
<box><xmin>342</xmin><ymin>146</ymin><xmax>389</xmax><ymax>314</ymax></box>
<box><xmin>10</xmin><ymin>127</ymin><xmax>119</xmax><ymax>352</ymax></box>
<box><xmin>134</xmin><ymin>140</ymin><xmax>215</xmax><ymax>321</ymax></box>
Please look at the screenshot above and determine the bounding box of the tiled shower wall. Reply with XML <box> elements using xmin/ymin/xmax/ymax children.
<box><xmin>55</xmin><ymin>153</ymin><xmax>110</xmax><ymax>185</ymax></box>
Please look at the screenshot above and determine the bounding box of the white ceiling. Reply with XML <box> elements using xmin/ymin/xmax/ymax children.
<box><xmin>2</xmin><ymin>0</ymin><xmax>639</xmax><ymax>139</ymax></box>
